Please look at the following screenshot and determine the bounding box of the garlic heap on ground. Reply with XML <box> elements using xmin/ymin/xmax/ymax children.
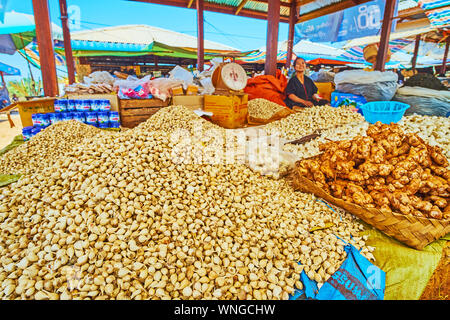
<box><xmin>0</xmin><ymin>106</ymin><xmax>374</xmax><ymax>300</ymax></box>
<box><xmin>0</xmin><ymin>121</ymin><xmax>110</xmax><ymax>175</ymax></box>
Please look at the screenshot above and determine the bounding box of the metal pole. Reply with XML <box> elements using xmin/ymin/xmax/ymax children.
<box><xmin>265</xmin><ymin>0</ymin><xmax>280</xmax><ymax>76</ymax></box>
<box><xmin>59</xmin><ymin>0</ymin><xmax>76</xmax><ymax>84</ymax></box>
<box><xmin>375</xmin><ymin>0</ymin><xmax>396</xmax><ymax>71</ymax></box>
<box><xmin>32</xmin><ymin>0</ymin><xmax>59</xmax><ymax>96</ymax></box>
<box><xmin>196</xmin><ymin>0</ymin><xmax>205</xmax><ymax>72</ymax></box>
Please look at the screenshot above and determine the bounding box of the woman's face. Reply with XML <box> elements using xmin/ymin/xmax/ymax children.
<box><xmin>295</xmin><ymin>59</ymin><xmax>306</xmax><ymax>73</ymax></box>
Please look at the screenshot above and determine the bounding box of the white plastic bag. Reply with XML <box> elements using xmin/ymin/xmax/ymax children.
<box><xmin>334</xmin><ymin>70</ymin><xmax>398</xmax><ymax>101</ymax></box>
<box><xmin>169</xmin><ymin>66</ymin><xmax>194</xmax><ymax>89</ymax></box>
<box><xmin>393</xmin><ymin>86</ymin><xmax>450</xmax><ymax>117</ymax></box>
<box><xmin>334</xmin><ymin>70</ymin><xmax>398</xmax><ymax>84</ymax></box>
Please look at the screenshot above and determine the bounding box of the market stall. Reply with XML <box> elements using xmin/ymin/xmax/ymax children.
<box><xmin>1</xmin><ymin>0</ymin><xmax>448</xmax><ymax>302</ymax></box>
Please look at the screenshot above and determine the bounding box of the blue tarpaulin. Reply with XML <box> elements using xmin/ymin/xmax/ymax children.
<box><xmin>290</xmin><ymin>243</ymin><xmax>386</xmax><ymax>300</ymax></box>
<box><xmin>295</xmin><ymin>0</ymin><xmax>399</xmax><ymax>43</ymax></box>
<box><xmin>0</xmin><ymin>61</ymin><xmax>20</xmax><ymax>76</ymax></box>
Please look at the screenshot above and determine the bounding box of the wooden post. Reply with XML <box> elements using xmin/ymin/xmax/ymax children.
<box><xmin>285</xmin><ymin>0</ymin><xmax>297</xmax><ymax>69</ymax></box>
<box><xmin>375</xmin><ymin>0</ymin><xmax>396</xmax><ymax>71</ymax></box>
<box><xmin>411</xmin><ymin>34</ymin><xmax>420</xmax><ymax>70</ymax></box>
<box><xmin>196</xmin><ymin>0</ymin><xmax>204</xmax><ymax>72</ymax></box>
<box><xmin>59</xmin><ymin>0</ymin><xmax>76</xmax><ymax>84</ymax></box>
<box><xmin>265</xmin><ymin>0</ymin><xmax>280</xmax><ymax>76</ymax></box>
<box><xmin>439</xmin><ymin>37</ymin><xmax>449</xmax><ymax>76</ymax></box>
<box><xmin>32</xmin><ymin>0</ymin><xmax>59</xmax><ymax>97</ymax></box>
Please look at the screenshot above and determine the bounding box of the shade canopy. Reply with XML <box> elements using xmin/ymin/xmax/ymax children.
<box><xmin>0</xmin><ymin>61</ymin><xmax>21</xmax><ymax>76</ymax></box>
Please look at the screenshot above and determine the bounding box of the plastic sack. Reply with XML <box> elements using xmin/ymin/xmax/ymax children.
<box><xmin>148</xmin><ymin>78</ymin><xmax>185</xmax><ymax>101</ymax></box>
<box><xmin>84</xmin><ymin>71</ymin><xmax>115</xmax><ymax>85</ymax></box>
<box><xmin>169</xmin><ymin>66</ymin><xmax>194</xmax><ymax>89</ymax></box>
<box><xmin>199</xmin><ymin>77</ymin><xmax>215</xmax><ymax>95</ymax></box>
<box><xmin>290</xmin><ymin>243</ymin><xmax>386</xmax><ymax>300</ymax></box>
<box><xmin>115</xmin><ymin>75</ymin><xmax>152</xmax><ymax>99</ymax></box>
<box><xmin>244</xmin><ymin>70</ymin><xmax>288</xmax><ymax>106</ymax></box>
<box><xmin>393</xmin><ymin>94</ymin><xmax>450</xmax><ymax>117</ymax></box>
<box><xmin>244</xmin><ymin>134</ymin><xmax>297</xmax><ymax>179</ymax></box>
<box><xmin>335</xmin><ymin>70</ymin><xmax>398</xmax><ymax>102</ymax></box>
<box><xmin>310</xmin><ymin>70</ymin><xmax>335</xmax><ymax>83</ymax></box>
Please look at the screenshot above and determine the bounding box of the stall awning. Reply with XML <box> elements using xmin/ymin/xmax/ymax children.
<box><xmin>343</xmin><ymin>25</ymin><xmax>437</xmax><ymax>48</ymax></box>
<box><xmin>0</xmin><ymin>61</ymin><xmax>20</xmax><ymax>76</ymax></box>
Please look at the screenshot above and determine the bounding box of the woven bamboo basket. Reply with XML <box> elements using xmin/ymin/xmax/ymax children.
<box><xmin>247</xmin><ymin>107</ymin><xmax>294</xmax><ymax>125</ymax></box>
<box><xmin>289</xmin><ymin>173</ymin><xmax>450</xmax><ymax>250</ymax></box>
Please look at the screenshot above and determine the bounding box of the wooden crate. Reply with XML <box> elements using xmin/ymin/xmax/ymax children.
<box><xmin>15</xmin><ymin>97</ymin><xmax>56</xmax><ymax>128</ymax></box>
<box><xmin>171</xmin><ymin>95</ymin><xmax>204</xmax><ymax>111</ymax></box>
<box><xmin>119</xmin><ymin>98</ymin><xmax>169</xmax><ymax>128</ymax></box>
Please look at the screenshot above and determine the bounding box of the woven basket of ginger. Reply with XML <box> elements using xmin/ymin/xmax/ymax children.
<box><xmin>290</xmin><ymin>121</ymin><xmax>450</xmax><ymax>250</ymax></box>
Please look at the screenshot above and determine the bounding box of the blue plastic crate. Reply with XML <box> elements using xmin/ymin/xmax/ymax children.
<box><xmin>359</xmin><ymin>101</ymin><xmax>410</xmax><ymax>124</ymax></box>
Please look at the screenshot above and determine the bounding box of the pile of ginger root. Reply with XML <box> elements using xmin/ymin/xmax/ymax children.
<box><xmin>294</xmin><ymin>121</ymin><xmax>450</xmax><ymax>220</ymax></box>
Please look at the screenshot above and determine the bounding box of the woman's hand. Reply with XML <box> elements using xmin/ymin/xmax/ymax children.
<box><xmin>312</xmin><ymin>94</ymin><xmax>321</xmax><ymax>102</ymax></box>
<box><xmin>303</xmin><ymin>100</ymin><xmax>314</xmax><ymax>107</ymax></box>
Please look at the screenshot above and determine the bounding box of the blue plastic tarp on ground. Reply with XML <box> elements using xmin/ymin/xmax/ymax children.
<box><xmin>290</xmin><ymin>243</ymin><xmax>386</xmax><ymax>300</ymax></box>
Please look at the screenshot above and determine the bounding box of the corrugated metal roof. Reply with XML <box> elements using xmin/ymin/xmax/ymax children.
<box><xmin>71</xmin><ymin>24</ymin><xmax>239</xmax><ymax>51</ymax></box>
<box><xmin>398</xmin><ymin>0</ymin><xmax>420</xmax><ymax>11</ymax></box>
<box><xmin>300</xmin><ymin>0</ymin><xmax>343</xmax><ymax>15</ymax></box>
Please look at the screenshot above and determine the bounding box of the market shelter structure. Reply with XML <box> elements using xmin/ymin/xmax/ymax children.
<box><xmin>32</xmin><ymin>0</ymin><xmax>385</xmax><ymax>96</ymax></box>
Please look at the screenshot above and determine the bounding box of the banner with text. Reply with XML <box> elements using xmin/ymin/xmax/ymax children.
<box><xmin>294</xmin><ymin>0</ymin><xmax>398</xmax><ymax>43</ymax></box>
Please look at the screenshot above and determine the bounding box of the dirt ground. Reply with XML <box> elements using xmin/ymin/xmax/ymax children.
<box><xmin>0</xmin><ymin>113</ymin><xmax>22</xmax><ymax>150</ymax></box>
<box><xmin>420</xmin><ymin>242</ymin><xmax>450</xmax><ymax>300</ymax></box>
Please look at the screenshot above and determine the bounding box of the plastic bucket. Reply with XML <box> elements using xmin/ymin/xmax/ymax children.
<box><xmin>359</xmin><ymin>101</ymin><xmax>410</xmax><ymax>124</ymax></box>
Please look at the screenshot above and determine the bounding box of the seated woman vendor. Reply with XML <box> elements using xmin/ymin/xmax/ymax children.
<box><xmin>284</xmin><ymin>57</ymin><xmax>329</xmax><ymax>111</ymax></box>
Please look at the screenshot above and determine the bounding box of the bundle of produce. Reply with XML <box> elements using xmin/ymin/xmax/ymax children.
<box><xmin>293</xmin><ymin>122</ymin><xmax>449</xmax><ymax>220</ymax></box>
<box><xmin>398</xmin><ymin>115</ymin><xmax>450</xmax><ymax>159</ymax></box>
<box><xmin>64</xmin><ymin>82</ymin><xmax>114</xmax><ymax>95</ymax></box>
<box><xmin>0</xmin><ymin>121</ymin><xmax>109</xmax><ymax>175</ymax></box>
<box><xmin>0</xmin><ymin>106</ymin><xmax>374</xmax><ymax>300</ymax></box>
<box><xmin>247</xmin><ymin>98</ymin><xmax>293</xmax><ymax>125</ymax></box>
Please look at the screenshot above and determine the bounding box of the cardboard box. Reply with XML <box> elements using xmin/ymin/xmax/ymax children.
<box><xmin>66</xmin><ymin>93</ymin><xmax>120</xmax><ymax>112</ymax></box>
<box><xmin>186</xmin><ymin>85</ymin><xmax>199</xmax><ymax>95</ymax></box>
<box><xmin>172</xmin><ymin>95</ymin><xmax>204</xmax><ymax>111</ymax></box>
<box><xmin>314</xmin><ymin>82</ymin><xmax>334</xmax><ymax>102</ymax></box>
<box><xmin>16</xmin><ymin>97</ymin><xmax>56</xmax><ymax>127</ymax></box>
<box><xmin>171</xmin><ymin>86</ymin><xmax>184</xmax><ymax>96</ymax></box>
<box><xmin>204</xmin><ymin>94</ymin><xmax>248</xmax><ymax>129</ymax></box>
<box><xmin>331</xmin><ymin>91</ymin><xmax>367</xmax><ymax>109</ymax></box>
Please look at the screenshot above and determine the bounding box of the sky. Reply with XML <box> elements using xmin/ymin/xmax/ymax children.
<box><xmin>1</xmin><ymin>0</ymin><xmax>290</xmax><ymax>82</ymax></box>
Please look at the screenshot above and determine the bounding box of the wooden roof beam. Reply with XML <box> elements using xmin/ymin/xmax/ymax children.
<box><xmin>235</xmin><ymin>0</ymin><xmax>249</xmax><ymax>15</ymax></box>
<box><xmin>187</xmin><ymin>0</ymin><xmax>194</xmax><ymax>7</ymax></box>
